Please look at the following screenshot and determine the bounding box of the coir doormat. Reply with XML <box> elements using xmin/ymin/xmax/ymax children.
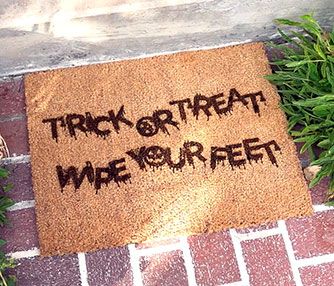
<box><xmin>25</xmin><ymin>42</ymin><xmax>313</xmax><ymax>256</ymax></box>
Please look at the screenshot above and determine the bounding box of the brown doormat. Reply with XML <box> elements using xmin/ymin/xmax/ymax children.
<box><xmin>25</xmin><ymin>42</ymin><xmax>313</xmax><ymax>256</ymax></box>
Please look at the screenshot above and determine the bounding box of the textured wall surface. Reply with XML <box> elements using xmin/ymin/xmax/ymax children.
<box><xmin>0</xmin><ymin>0</ymin><xmax>333</xmax><ymax>76</ymax></box>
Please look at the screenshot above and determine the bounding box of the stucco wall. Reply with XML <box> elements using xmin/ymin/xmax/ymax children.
<box><xmin>0</xmin><ymin>0</ymin><xmax>333</xmax><ymax>76</ymax></box>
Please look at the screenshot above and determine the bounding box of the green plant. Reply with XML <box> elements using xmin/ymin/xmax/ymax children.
<box><xmin>0</xmin><ymin>167</ymin><xmax>16</xmax><ymax>286</ymax></box>
<box><xmin>265</xmin><ymin>14</ymin><xmax>334</xmax><ymax>204</ymax></box>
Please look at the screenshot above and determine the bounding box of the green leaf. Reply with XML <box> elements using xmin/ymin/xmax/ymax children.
<box><xmin>301</xmin><ymin>136</ymin><xmax>319</xmax><ymax>153</ymax></box>
<box><xmin>326</xmin><ymin>66</ymin><xmax>334</xmax><ymax>91</ymax></box>
<box><xmin>280</xmin><ymin>104</ymin><xmax>297</xmax><ymax>116</ymax></box>
<box><xmin>325</xmin><ymin>200</ymin><xmax>334</xmax><ymax>206</ymax></box>
<box><xmin>318</xmin><ymin>139</ymin><xmax>331</xmax><ymax>149</ymax></box>
<box><xmin>277</xmin><ymin>28</ymin><xmax>302</xmax><ymax>48</ymax></box>
<box><xmin>5</xmin><ymin>276</ymin><xmax>17</xmax><ymax>286</ymax></box>
<box><xmin>275</xmin><ymin>18</ymin><xmax>301</xmax><ymax>26</ymax></box>
<box><xmin>309</xmin><ymin>166</ymin><xmax>329</xmax><ymax>188</ymax></box>
<box><xmin>313</xmin><ymin>104</ymin><xmax>334</xmax><ymax>117</ymax></box>
<box><xmin>293</xmin><ymin>94</ymin><xmax>334</xmax><ymax>107</ymax></box>
<box><xmin>311</xmin><ymin>156</ymin><xmax>334</xmax><ymax>165</ymax></box>
<box><xmin>293</xmin><ymin>135</ymin><xmax>315</xmax><ymax>142</ymax></box>
<box><xmin>314</xmin><ymin>43</ymin><xmax>327</xmax><ymax>60</ymax></box>
<box><xmin>0</xmin><ymin>168</ymin><xmax>9</xmax><ymax>179</ymax></box>
<box><xmin>0</xmin><ymin>166</ymin><xmax>16</xmax><ymax>283</ymax></box>
<box><xmin>300</xmin><ymin>14</ymin><xmax>317</xmax><ymax>23</ymax></box>
<box><xmin>307</xmin><ymin>62</ymin><xmax>320</xmax><ymax>81</ymax></box>
<box><xmin>285</xmin><ymin>60</ymin><xmax>315</xmax><ymax>67</ymax></box>
<box><xmin>0</xmin><ymin>240</ymin><xmax>6</xmax><ymax>248</ymax></box>
<box><xmin>2</xmin><ymin>183</ymin><xmax>13</xmax><ymax>193</ymax></box>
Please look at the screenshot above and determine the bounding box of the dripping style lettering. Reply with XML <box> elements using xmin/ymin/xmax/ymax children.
<box><xmin>126</xmin><ymin>141</ymin><xmax>207</xmax><ymax>171</ymax></box>
<box><xmin>56</xmin><ymin>138</ymin><xmax>282</xmax><ymax>193</ymax></box>
<box><xmin>128</xmin><ymin>138</ymin><xmax>281</xmax><ymax>171</ymax></box>
<box><xmin>136</xmin><ymin>109</ymin><xmax>180</xmax><ymax>137</ymax></box>
<box><xmin>210</xmin><ymin>138</ymin><xmax>281</xmax><ymax>170</ymax></box>
<box><xmin>45</xmin><ymin>87</ymin><xmax>277</xmax><ymax>194</ymax></box>
<box><xmin>56</xmin><ymin>158</ymin><xmax>131</xmax><ymax>194</ymax></box>
<box><xmin>42</xmin><ymin>105</ymin><xmax>134</xmax><ymax>142</ymax></box>
<box><xmin>42</xmin><ymin>88</ymin><xmax>266</xmax><ymax>141</ymax></box>
<box><xmin>169</xmin><ymin>88</ymin><xmax>266</xmax><ymax>122</ymax></box>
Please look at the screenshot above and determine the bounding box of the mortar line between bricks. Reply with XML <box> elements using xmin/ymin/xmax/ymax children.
<box><xmin>313</xmin><ymin>204</ymin><xmax>334</xmax><ymax>212</ymax></box>
<box><xmin>236</xmin><ymin>227</ymin><xmax>281</xmax><ymax>241</ymax></box>
<box><xmin>296</xmin><ymin>253</ymin><xmax>334</xmax><ymax>268</ymax></box>
<box><xmin>0</xmin><ymin>154</ymin><xmax>30</xmax><ymax>165</ymax></box>
<box><xmin>277</xmin><ymin>220</ymin><xmax>303</xmax><ymax>286</ymax></box>
<box><xmin>179</xmin><ymin>237</ymin><xmax>198</xmax><ymax>286</ymax></box>
<box><xmin>229</xmin><ymin>229</ymin><xmax>250</xmax><ymax>286</ymax></box>
<box><xmin>0</xmin><ymin>113</ymin><xmax>26</xmax><ymax>123</ymax></box>
<box><xmin>128</xmin><ymin>244</ymin><xmax>144</xmax><ymax>286</ymax></box>
<box><xmin>135</xmin><ymin>241</ymin><xmax>183</xmax><ymax>257</ymax></box>
<box><xmin>78</xmin><ymin>252</ymin><xmax>89</xmax><ymax>286</ymax></box>
<box><xmin>8</xmin><ymin>199</ymin><xmax>35</xmax><ymax>211</ymax></box>
<box><xmin>8</xmin><ymin>247</ymin><xmax>40</xmax><ymax>259</ymax></box>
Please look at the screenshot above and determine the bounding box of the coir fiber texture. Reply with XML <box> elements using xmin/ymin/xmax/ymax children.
<box><xmin>25</xmin><ymin>42</ymin><xmax>313</xmax><ymax>256</ymax></box>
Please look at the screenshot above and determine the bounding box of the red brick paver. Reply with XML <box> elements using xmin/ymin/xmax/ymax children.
<box><xmin>86</xmin><ymin>247</ymin><xmax>133</xmax><ymax>286</ymax></box>
<box><xmin>189</xmin><ymin>231</ymin><xmax>240</xmax><ymax>285</ymax></box>
<box><xmin>2</xmin><ymin>208</ymin><xmax>38</xmax><ymax>253</ymax></box>
<box><xmin>0</xmin><ymin>77</ymin><xmax>25</xmax><ymax>117</ymax></box>
<box><xmin>242</xmin><ymin>235</ymin><xmax>295</xmax><ymax>286</ymax></box>
<box><xmin>140</xmin><ymin>250</ymin><xmax>188</xmax><ymax>286</ymax></box>
<box><xmin>9</xmin><ymin>255</ymin><xmax>81</xmax><ymax>286</ymax></box>
<box><xmin>300</xmin><ymin>262</ymin><xmax>334</xmax><ymax>286</ymax></box>
<box><xmin>0</xmin><ymin>119</ymin><xmax>29</xmax><ymax>155</ymax></box>
<box><xmin>286</xmin><ymin>210</ymin><xmax>334</xmax><ymax>259</ymax></box>
<box><xmin>2</xmin><ymin>76</ymin><xmax>334</xmax><ymax>286</ymax></box>
<box><xmin>5</xmin><ymin>162</ymin><xmax>34</xmax><ymax>202</ymax></box>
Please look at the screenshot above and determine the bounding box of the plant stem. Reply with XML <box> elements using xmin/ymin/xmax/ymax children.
<box><xmin>0</xmin><ymin>271</ymin><xmax>8</xmax><ymax>286</ymax></box>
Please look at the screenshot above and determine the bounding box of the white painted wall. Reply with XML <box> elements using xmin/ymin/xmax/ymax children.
<box><xmin>0</xmin><ymin>0</ymin><xmax>333</xmax><ymax>76</ymax></box>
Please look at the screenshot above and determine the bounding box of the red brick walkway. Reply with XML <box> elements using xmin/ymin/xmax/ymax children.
<box><xmin>1</xmin><ymin>77</ymin><xmax>334</xmax><ymax>286</ymax></box>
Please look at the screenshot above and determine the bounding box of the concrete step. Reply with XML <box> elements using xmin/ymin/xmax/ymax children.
<box><xmin>0</xmin><ymin>0</ymin><xmax>333</xmax><ymax>76</ymax></box>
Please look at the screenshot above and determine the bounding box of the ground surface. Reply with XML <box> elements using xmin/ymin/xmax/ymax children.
<box><xmin>1</xmin><ymin>77</ymin><xmax>334</xmax><ymax>286</ymax></box>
